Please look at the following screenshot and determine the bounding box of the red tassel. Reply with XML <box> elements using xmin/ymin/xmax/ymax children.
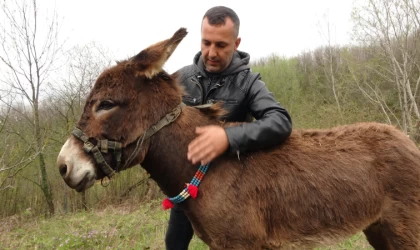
<box><xmin>187</xmin><ymin>184</ymin><xmax>198</xmax><ymax>199</ymax></box>
<box><xmin>162</xmin><ymin>198</ymin><xmax>174</xmax><ymax>210</ymax></box>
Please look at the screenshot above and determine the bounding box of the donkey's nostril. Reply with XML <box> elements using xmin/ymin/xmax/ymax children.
<box><xmin>59</xmin><ymin>164</ymin><xmax>67</xmax><ymax>177</ymax></box>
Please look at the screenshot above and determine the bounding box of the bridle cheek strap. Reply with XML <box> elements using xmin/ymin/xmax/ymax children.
<box><xmin>121</xmin><ymin>102</ymin><xmax>185</xmax><ymax>170</ymax></box>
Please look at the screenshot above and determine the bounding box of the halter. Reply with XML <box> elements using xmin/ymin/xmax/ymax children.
<box><xmin>71</xmin><ymin>103</ymin><xmax>186</xmax><ymax>179</ymax></box>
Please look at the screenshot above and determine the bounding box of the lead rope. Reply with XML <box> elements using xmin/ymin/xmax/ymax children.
<box><xmin>121</xmin><ymin>132</ymin><xmax>147</xmax><ymax>171</ymax></box>
<box><xmin>162</xmin><ymin>163</ymin><xmax>210</xmax><ymax>210</ymax></box>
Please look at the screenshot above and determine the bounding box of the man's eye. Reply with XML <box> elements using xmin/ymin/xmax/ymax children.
<box><xmin>97</xmin><ymin>100</ymin><xmax>115</xmax><ymax>111</ymax></box>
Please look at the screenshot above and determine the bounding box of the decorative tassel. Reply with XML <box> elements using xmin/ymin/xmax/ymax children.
<box><xmin>162</xmin><ymin>198</ymin><xmax>174</xmax><ymax>210</ymax></box>
<box><xmin>162</xmin><ymin>164</ymin><xmax>209</xmax><ymax>209</ymax></box>
<box><xmin>187</xmin><ymin>184</ymin><xmax>198</xmax><ymax>199</ymax></box>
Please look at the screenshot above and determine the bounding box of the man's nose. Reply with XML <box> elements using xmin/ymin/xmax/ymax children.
<box><xmin>209</xmin><ymin>45</ymin><xmax>217</xmax><ymax>58</ymax></box>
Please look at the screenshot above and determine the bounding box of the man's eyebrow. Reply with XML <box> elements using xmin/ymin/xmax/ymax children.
<box><xmin>215</xmin><ymin>41</ymin><xmax>228</xmax><ymax>46</ymax></box>
<box><xmin>201</xmin><ymin>39</ymin><xmax>229</xmax><ymax>47</ymax></box>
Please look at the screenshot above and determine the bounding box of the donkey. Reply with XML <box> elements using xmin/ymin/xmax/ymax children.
<box><xmin>57</xmin><ymin>28</ymin><xmax>420</xmax><ymax>249</ymax></box>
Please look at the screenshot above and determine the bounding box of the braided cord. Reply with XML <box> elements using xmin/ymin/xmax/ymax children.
<box><xmin>168</xmin><ymin>164</ymin><xmax>209</xmax><ymax>204</ymax></box>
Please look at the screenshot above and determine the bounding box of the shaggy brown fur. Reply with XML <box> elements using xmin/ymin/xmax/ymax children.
<box><xmin>62</xmin><ymin>28</ymin><xmax>420</xmax><ymax>249</ymax></box>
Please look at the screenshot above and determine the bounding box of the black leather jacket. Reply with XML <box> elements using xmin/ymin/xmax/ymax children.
<box><xmin>177</xmin><ymin>50</ymin><xmax>292</xmax><ymax>154</ymax></box>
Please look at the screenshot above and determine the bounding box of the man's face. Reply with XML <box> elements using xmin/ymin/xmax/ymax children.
<box><xmin>201</xmin><ymin>17</ymin><xmax>241</xmax><ymax>73</ymax></box>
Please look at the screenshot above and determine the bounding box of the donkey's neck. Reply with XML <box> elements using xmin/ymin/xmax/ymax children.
<box><xmin>141</xmin><ymin>106</ymin><xmax>219</xmax><ymax>197</ymax></box>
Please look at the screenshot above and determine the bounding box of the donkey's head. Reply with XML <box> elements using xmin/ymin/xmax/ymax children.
<box><xmin>57</xmin><ymin>28</ymin><xmax>188</xmax><ymax>191</ymax></box>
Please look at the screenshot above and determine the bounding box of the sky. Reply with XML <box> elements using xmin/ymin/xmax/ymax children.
<box><xmin>46</xmin><ymin>0</ymin><xmax>355</xmax><ymax>74</ymax></box>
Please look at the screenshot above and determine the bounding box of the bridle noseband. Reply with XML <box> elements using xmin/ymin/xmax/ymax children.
<box><xmin>71</xmin><ymin>128</ymin><xmax>121</xmax><ymax>178</ymax></box>
<box><xmin>71</xmin><ymin>103</ymin><xmax>186</xmax><ymax>179</ymax></box>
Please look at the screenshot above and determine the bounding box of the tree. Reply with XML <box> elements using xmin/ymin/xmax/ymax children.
<box><xmin>317</xmin><ymin>12</ymin><xmax>343</xmax><ymax>117</ymax></box>
<box><xmin>0</xmin><ymin>97</ymin><xmax>39</xmax><ymax>192</ymax></box>
<box><xmin>0</xmin><ymin>0</ymin><xmax>64</xmax><ymax>215</ymax></box>
<box><xmin>352</xmin><ymin>0</ymin><xmax>420</xmax><ymax>135</ymax></box>
<box><xmin>49</xmin><ymin>42</ymin><xmax>113</xmax><ymax>136</ymax></box>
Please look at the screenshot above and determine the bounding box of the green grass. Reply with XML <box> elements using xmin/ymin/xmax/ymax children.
<box><xmin>0</xmin><ymin>200</ymin><xmax>373</xmax><ymax>250</ymax></box>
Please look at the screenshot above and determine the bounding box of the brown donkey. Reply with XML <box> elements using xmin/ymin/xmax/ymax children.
<box><xmin>57</xmin><ymin>28</ymin><xmax>420</xmax><ymax>249</ymax></box>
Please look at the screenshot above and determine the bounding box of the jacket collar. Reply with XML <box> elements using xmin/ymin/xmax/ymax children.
<box><xmin>193</xmin><ymin>50</ymin><xmax>251</xmax><ymax>77</ymax></box>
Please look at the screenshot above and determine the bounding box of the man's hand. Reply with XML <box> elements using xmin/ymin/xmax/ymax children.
<box><xmin>187</xmin><ymin>125</ymin><xmax>229</xmax><ymax>165</ymax></box>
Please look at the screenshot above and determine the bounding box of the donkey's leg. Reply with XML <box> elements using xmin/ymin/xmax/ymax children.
<box><xmin>382</xmin><ymin>215</ymin><xmax>420</xmax><ymax>250</ymax></box>
<box><xmin>363</xmin><ymin>221</ymin><xmax>390</xmax><ymax>250</ymax></box>
<box><xmin>367</xmin><ymin>203</ymin><xmax>420</xmax><ymax>250</ymax></box>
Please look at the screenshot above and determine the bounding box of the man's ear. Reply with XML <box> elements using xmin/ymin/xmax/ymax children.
<box><xmin>128</xmin><ymin>28</ymin><xmax>188</xmax><ymax>79</ymax></box>
<box><xmin>234</xmin><ymin>37</ymin><xmax>241</xmax><ymax>50</ymax></box>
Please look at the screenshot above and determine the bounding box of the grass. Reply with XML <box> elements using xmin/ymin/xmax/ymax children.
<box><xmin>0</xmin><ymin>200</ymin><xmax>205</xmax><ymax>250</ymax></box>
<box><xmin>0</xmin><ymin>199</ymin><xmax>373</xmax><ymax>250</ymax></box>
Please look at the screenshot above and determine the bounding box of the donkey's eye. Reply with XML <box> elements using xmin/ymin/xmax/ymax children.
<box><xmin>97</xmin><ymin>100</ymin><xmax>115</xmax><ymax>111</ymax></box>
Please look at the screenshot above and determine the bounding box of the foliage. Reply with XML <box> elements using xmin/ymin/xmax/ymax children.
<box><xmin>0</xmin><ymin>0</ymin><xmax>64</xmax><ymax>215</ymax></box>
<box><xmin>250</xmin><ymin>51</ymin><xmax>386</xmax><ymax>130</ymax></box>
<box><xmin>352</xmin><ymin>0</ymin><xmax>420</xmax><ymax>135</ymax></box>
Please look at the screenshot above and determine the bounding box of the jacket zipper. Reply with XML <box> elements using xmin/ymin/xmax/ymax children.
<box><xmin>204</xmin><ymin>78</ymin><xmax>213</xmax><ymax>103</ymax></box>
<box><xmin>191</xmin><ymin>77</ymin><xmax>204</xmax><ymax>105</ymax></box>
<box><xmin>204</xmin><ymin>77</ymin><xmax>224</xmax><ymax>103</ymax></box>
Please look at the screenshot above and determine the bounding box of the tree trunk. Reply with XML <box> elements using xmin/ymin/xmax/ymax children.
<box><xmin>81</xmin><ymin>190</ymin><xmax>88</xmax><ymax>211</ymax></box>
<box><xmin>38</xmin><ymin>152</ymin><xmax>54</xmax><ymax>215</ymax></box>
<box><xmin>34</xmin><ymin>104</ymin><xmax>54</xmax><ymax>216</ymax></box>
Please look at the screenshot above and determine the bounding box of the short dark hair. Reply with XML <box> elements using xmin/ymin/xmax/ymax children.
<box><xmin>203</xmin><ymin>6</ymin><xmax>240</xmax><ymax>37</ymax></box>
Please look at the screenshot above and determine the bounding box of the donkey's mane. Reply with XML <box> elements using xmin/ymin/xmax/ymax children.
<box><xmin>192</xmin><ymin>102</ymin><xmax>228</xmax><ymax>121</ymax></box>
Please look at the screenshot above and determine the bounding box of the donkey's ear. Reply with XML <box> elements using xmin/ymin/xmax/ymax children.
<box><xmin>129</xmin><ymin>28</ymin><xmax>188</xmax><ymax>79</ymax></box>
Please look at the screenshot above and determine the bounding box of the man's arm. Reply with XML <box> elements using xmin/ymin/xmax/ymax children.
<box><xmin>187</xmin><ymin>78</ymin><xmax>292</xmax><ymax>165</ymax></box>
<box><xmin>224</xmin><ymin>78</ymin><xmax>292</xmax><ymax>154</ymax></box>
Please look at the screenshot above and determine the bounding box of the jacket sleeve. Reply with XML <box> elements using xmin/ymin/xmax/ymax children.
<box><xmin>224</xmin><ymin>78</ymin><xmax>292</xmax><ymax>154</ymax></box>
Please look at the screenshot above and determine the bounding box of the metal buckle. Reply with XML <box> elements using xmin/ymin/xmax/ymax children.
<box><xmin>165</xmin><ymin>110</ymin><xmax>177</xmax><ymax>123</ymax></box>
<box><xmin>101</xmin><ymin>176</ymin><xmax>111</xmax><ymax>187</ymax></box>
<box><xmin>83</xmin><ymin>141</ymin><xmax>95</xmax><ymax>153</ymax></box>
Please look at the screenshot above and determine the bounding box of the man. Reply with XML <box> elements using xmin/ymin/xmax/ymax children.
<box><xmin>165</xmin><ymin>6</ymin><xmax>292</xmax><ymax>249</ymax></box>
